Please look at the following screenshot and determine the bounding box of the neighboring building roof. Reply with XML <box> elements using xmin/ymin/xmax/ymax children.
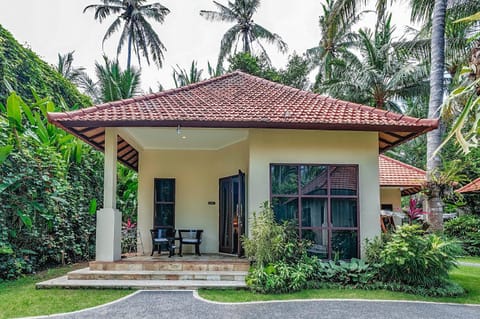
<box><xmin>457</xmin><ymin>177</ymin><xmax>480</xmax><ymax>193</ymax></box>
<box><xmin>48</xmin><ymin>71</ymin><xmax>438</xmax><ymax>170</ymax></box>
<box><xmin>379</xmin><ymin>155</ymin><xmax>426</xmax><ymax>195</ymax></box>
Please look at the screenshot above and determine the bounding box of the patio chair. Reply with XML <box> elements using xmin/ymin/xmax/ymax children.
<box><xmin>150</xmin><ymin>227</ymin><xmax>176</xmax><ymax>257</ymax></box>
<box><xmin>178</xmin><ymin>229</ymin><xmax>203</xmax><ymax>256</ymax></box>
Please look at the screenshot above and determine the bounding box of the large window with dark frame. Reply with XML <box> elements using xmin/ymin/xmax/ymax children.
<box><xmin>154</xmin><ymin>178</ymin><xmax>175</xmax><ymax>228</ymax></box>
<box><xmin>270</xmin><ymin>164</ymin><xmax>359</xmax><ymax>260</ymax></box>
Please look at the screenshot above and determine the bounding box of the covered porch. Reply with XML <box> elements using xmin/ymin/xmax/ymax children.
<box><xmin>97</xmin><ymin>126</ymin><xmax>250</xmax><ymax>262</ymax></box>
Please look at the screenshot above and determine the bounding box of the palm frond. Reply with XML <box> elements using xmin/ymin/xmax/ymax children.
<box><xmin>217</xmin><ymin>25</ymin><xmax>242</xmax><ymax>69</ymax></box>
<box><xmin>251</xmin><ymin>24</ymin><xmax>288</xmax><ymax>53</ymax></box>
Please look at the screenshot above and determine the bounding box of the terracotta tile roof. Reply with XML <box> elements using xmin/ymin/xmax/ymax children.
<box><xmin>456</xmin><ymin>177</ymin><xmax>480</xmax><ymax>193</ymax></box>
<box><xmin>379</xmin><ymin>155</ymin><xmax>426</xmax><ymax>195</ymax></box>
<box><xmin>47</xmin><ymin>71</ymin><xmax>438</xmax><ymax>170</ymax></box>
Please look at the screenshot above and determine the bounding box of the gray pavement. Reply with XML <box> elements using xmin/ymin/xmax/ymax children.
<box><xmin>29</xmin><ymin>290</ymin><xmax>480</xmax><ymax>319</ymax></box>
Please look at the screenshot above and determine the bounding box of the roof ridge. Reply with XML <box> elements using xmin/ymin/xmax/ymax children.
<box><xmin>379</xmin><ymin>154</ymin><xmax>426</xmax><ymax>174</ymax></box>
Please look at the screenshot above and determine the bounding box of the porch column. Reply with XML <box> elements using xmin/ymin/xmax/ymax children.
<box><xmin>96</xmin><ymin>128</ymin><xmax>122</xmax><ymax>261</ymax></box>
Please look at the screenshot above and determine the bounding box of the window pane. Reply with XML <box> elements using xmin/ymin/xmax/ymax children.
<box><xmin>300</xmin><ymin>165</ymin><xmax>328</xmax><ymax>195</ymax></box>
<box><xmin>271</xmin><ymin>165</ymin><xmax>298</xmax><ymax>195</ymax></box>
<box><xmin>302</xmin><ymin>229</ymin><xmax>328</xmax><ymax>259</ymax></box>
<box><xmin>331</xmin><ymin>198</ymin><xmax>357</xmax><ymax>227</ymax></box>
<box><xmin>155</xmin><ymin>179</ymin><xmax>174</xmax><ymax>202</ymax></box>
<box><xmin>330</xmin><ymin>166</ymin><xmax>357</xmax><ymax>195</ymax></box>
<box><xmin>301</xmin><ymin>198</ymin><xmax>327</xmax><ymax>227</ymax></box>
<box><xmin>332</xmin><ymin>231</ymin><xmax>358</xmax><ymax>259</ymax></box>
<box><xmin>272</xmin><ymin>197</ymin><xmax>298</xmax><ymax>223</ymax></box>
<box><xmin>154</xmin><ymin>204</ymin><xmax>174</xmax><ymax>228</ymax></box>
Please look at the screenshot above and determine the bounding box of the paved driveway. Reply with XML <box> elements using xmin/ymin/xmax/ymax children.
<box><xmin>31</xmin><ymin>291</ymin><xmax>480</xmax><ymax>319</ymax></box>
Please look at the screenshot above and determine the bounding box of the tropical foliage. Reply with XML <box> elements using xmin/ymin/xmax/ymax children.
<box><xmin>245</xmin><ymin>204</ymin><xmax>463</xmax><ymax>296</ymax></box>
<box><xmin>0</xmin><ymin>25</ymin><xmax>90</xmax><ymax>108</ymax></box>
<box><xmin>228</xmin><ymin>52</ymin><xmax>310</xmax><ymax>90</ymax></box>
<box><xmin>445</xmin><ymin>214</ymin><xmax>480</xmax><ymax>256</ymax></box>
<box><xmin>0</xmin><ymin>93</ymin><xmax>103</xmax><ymax>280</ymax></box>
<box><xmin>367</xmin><ymin>224</ymin><xmax>463</xmax><ymax>288</ymax></box>
<box><xmin>200</xmin><ymin>0</ymin><xmax>288</xmax><ymax>71</ymax></box>
<box><xmin>172</xmin><ymin>61</ymin><xmax>204</xmax><ymax>88</ymax></box>
<box><xmin>84</xmin><ymin>0</ymin><xmax>170</xmax><ymax>69</ymax></box>
<box><xmin>316</xmin><ymin>14</ymin><xmax>429</xmax><ymax>112</ymax></box>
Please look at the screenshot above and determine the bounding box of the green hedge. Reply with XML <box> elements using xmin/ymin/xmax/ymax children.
<box><xmin>0</xmin><ymin>25</ymin><xmax>91</xmax><ymax>108</ymax></box>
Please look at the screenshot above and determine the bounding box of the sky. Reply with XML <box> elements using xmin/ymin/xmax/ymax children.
<box><xmin>0</xmin><ymin>0</ymin><xmax>413</xmax><ymax>92</ymax></box>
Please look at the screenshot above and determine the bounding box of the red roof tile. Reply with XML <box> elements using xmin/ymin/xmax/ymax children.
<box><xmin>379</xmin><ymin>155</ymin><xmax>426</xmax><ymax>195</ymax></box>
<box><xmin>49</xmin><ymin>71</ymin><xmax>437</xmax><ymax>131</ymax></box>
<box><xmin>47</xmin><ymin>71</ymin><xmax>438</xmax><ymax>169</ymax></box>
<box><xmin>456</xmin><ymin>177</ymin><xmax>480</xmax><ymax>193</ymax></box>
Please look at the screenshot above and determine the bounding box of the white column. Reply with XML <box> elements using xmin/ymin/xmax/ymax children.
<box><xmin>96</xmin><ymin>128</ymin><xmax>122</xmax><ymax>261</ymax></box>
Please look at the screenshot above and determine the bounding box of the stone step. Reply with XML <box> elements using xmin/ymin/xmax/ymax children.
<box><xmin>67</xmin><ymin>268</ymin><xmax>247</xmax><ymax>281</ymax></box>
<box><xmin>36</xmin><ymin>276</ymin><xmax>247</xmax><ymax>290</ymax></box>
<box><xmin>89</xmin><ymin>260</ymin><xmax>250</xmax><ymax>272</ymax></box>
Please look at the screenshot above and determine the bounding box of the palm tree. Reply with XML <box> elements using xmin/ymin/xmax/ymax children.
<box><xmin>318</xmin><ymin>14</ymin><xmax>429</xmax><ymax>112</ymax></box>
<box><xmin>172</xmin><ymin>61</ymin><xmax>204</xmax><ymax>88</ymax></box>
<box><xmin>307</xmin><ymin>0</ymin><xmax>361</xmax><ymax>86</ymax></box>
<box><xmin>200</xmin><ymin>0</ymin><xmax>288</xmax><ymax>71</ymax></box>
<box><xmin>56</xmin><ymin>51</ymin><xmax>86</xmax><ymax>84</ymax></box>
<box><xmin>83</xmin><ymin>0</ymin><xmax>170</xmax><ymax>70</ymax></box>
<box><xmin>407</xmin><ymin>0</ymin><xmax>447</xmax><ymax>231</ymax></box>
<box><xmin>95</xmin><ymin>56</ymin><xmax>141</xmax><ymax>102</ymax></box>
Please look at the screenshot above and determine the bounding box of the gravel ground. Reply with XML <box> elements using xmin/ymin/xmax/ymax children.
<box><xmin>27</xmin><ymin>290</ymin><xmax>480</xmax><ymax>319</ymax></box>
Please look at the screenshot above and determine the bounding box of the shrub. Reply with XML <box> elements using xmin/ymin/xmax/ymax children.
<box><xmin>444</xmin><ymin>214</ymin><xmax>480</xmax><ymax>256</ymax></box>
<box><xmin>242</xmin><ymin>202</ymin><xmax>306</xmax><ymax>267</ymax></box>
<box><xmin>312</xmin><ymin>258</ymin><xmax>379</xmax><ymax>286</ymax></box>
<box><xmin>378</xmin><ymin>224</ymin><xmax>463</xmax><ymax>287</ymax></box>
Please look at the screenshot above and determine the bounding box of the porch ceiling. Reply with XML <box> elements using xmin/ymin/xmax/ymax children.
<box><xmin>124</xmin><ymin>127</ymin><xmax>248</xmax><ymax>150</ymax></box>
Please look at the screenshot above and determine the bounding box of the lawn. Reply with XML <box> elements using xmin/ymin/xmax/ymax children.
<box><xmin>198</xmin><ymin>265</ymin><xmax>480</xmax><ymax>304</ymax></box>
<box><xmin>2</xmin><ymin>263</ymin><xmax>479</xmax><ymax>318</ymax></box>
<box><xmin>458</xmin><ymin>256</ymin><xmax>480</xmax><ymax>264</ymax></box>
<box><xmin>0</xmin><ymin>264</ymin><xmax>133</xmax><ymax>319</ymax></box>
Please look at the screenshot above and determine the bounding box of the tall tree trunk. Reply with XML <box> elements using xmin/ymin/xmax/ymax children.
<box><xmin>127</xmin><ymin>33</ymin><xmax>133</xmax><ymax>71</ymax></box>
<box><xmin>426</xmin><ymin>0</ymin><xmax>446</xmax><ymax>232</ymax></box>
<box><xmin>243</xmin><ymin>30</ymin><xmax>250</xmax><ymax>53</ymax></box>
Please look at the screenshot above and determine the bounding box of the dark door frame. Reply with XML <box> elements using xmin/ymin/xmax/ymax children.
<box><xmin>218</xmin><ymin>170</ymin><xmax>245</xmax><ymax>256</ymax></box>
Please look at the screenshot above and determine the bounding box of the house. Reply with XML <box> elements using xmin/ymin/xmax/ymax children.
<box><xmin>379</xmin><ymin>154</ymin><xmax>426</xmax><ymax>212</ymax></box>
<box><xmin>48</xmin><ymin>71</ymin><xmax>438</xmax><ymax>262</ymax></box>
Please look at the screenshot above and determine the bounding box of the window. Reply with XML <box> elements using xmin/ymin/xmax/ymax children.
<box><xmin>154</xmin><ymin>178</ymin><xmax>175</xmax><ymax>228</ymax></box>
<box><xmin>270</xmin><ymin>164</ymin><xmax>359</xmax><ymax>259</ymax></box>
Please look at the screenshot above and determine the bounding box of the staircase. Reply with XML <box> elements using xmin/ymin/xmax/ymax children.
<box><xmin>36</xmin><ymin>255</ymin><xmax>250</xmax><ymax>290</ymax></box>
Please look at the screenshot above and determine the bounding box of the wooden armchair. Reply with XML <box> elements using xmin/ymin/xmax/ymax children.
<box><xmin>178</xmin><ymin>229</ymin><xmax>203</xmax><ymax>256</ymax></box>
<box><xmin>150</xmin><ymin>227</ymin><xmax>176</xmax><ymax>257</ymax></box>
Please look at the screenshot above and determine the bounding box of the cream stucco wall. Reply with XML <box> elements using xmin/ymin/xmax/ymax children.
<box><xmin>380</xmin><ymin>187</ymin><xmax>404</xmax><ymax>227</ymax></box>
<box><xmin>137</xmin><ymin>140</ymin><xmax>248</xmax><ymax>255</ymax></box>
<box><xmin>247</xmin><ymin>129</ymin><xmax>381</xmax><ymax>257</ymax></box>
<box><xmin>136</xmin><ymin>128</ymin><xmax>381</xmax><ymax>257</ymax></box>
<box><xmin>380</xmin><ymin>188</ymin><xmax>402</xmax><ymax>212</ymax></box>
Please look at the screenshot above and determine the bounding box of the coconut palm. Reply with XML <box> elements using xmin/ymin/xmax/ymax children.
<box><xmin>200</xmin><ymin>0</ymin><xmax>288</xmax><ymax>71</ymax></box>
<box><xmin>95</xmin><ymin>56</ymin><xmax>141</xmax><ymax>102</ymax></box>
<box><xmin>83</xmin><ymin>0</ymin><xmax>170</xmax><ymax>70</ymax></box>
<box><xmin>318</xmin><ymin>14</ymin><xmax>429</xmax><ymax>112</ymax></box>
<box><xmin>56</xmin><ymin>51</ymin><xmax>86</xmax><ymax>84</ymax></box>
<box><xmin>307</xmin><ymin>0</ymin><xmax>363</xmax><ymax>87</ymax></box>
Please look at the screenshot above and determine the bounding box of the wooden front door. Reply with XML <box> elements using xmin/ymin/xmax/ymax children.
<box><xmin>219</xmin><ymin>171</ymin><xmax>245</xmax><ymax>255</ymax></box>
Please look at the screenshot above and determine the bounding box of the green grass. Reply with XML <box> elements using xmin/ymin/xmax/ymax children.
<box><xmin>198</xmin><ymin>265</ymin><xmax>480</xmax><ymax>304</ymax></box>
<box><xmin>0</xmin><ymin>264</ymin><xmax>133</xmax><ymax>319</ymax></box>
<box><xmin>458</xmin><ymin>256</ymin><xmax>480</xmax><ymax>264</ymax></box>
